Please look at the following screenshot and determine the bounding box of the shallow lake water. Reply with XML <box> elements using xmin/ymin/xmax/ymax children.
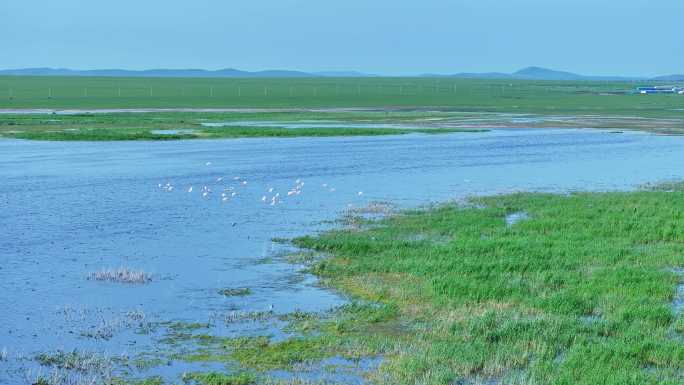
<box><xmin>2</xmin><ymin>128</ymin><xmax>684</xmax><ymax>383</ymax></box>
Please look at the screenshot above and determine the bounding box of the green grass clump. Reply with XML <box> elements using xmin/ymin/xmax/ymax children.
<box><xmin>166</xmin><ymin>321</ymin><xmax>211</xmax><ymax>331</ymax></box>
<box><xmin>183</xmin><ymin>372</ymin><xmax>257</xmax><ymax>385</ymax></box>
<box><xmin>35</xmin><ymin>350</ymin><xmax>113</xmax><ymax>373</ymax></box>
<box><xmin>202</xmin><ymin>126</ymin><xmax>476</xmax><ymax>139</ymax></box>
<box><xmin>0</xmin><ymin>121</ymin><xmax>477</xmax><ymax>141</ymax></box>
<box><xmin>289</xmin><ymin>190</ymin><xmax>684</xmax><ymax>385</ymax></box>
<box><xmin>218</xmin><ymin>288</ymin><xmax>252</xmax><ymax>297</ymax></box>
<box><xmin>7</xmin><ymin>127</ymin><xmax>192</xmax><ymax>141</ymax></box>
<box><xmin>229</xmin><ymin>336</ymin><xmax>331</xmax><ymax>370</ymax></box>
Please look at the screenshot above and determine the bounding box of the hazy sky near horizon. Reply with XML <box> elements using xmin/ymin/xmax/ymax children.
<box><xmin>1</xmin><ymin>0</ymin><xmax>682</xmax><ymax>76</ymax></box>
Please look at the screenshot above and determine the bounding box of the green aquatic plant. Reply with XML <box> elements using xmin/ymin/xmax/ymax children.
<box><xmin>182</xmin><ymin>372</ymin><xmax>257</xmax><ymax>385</ymax></box>
<box><xmin>218</xmin><ymin>288</ymin><xmax>252</xmax><ymax>297</ymax></box>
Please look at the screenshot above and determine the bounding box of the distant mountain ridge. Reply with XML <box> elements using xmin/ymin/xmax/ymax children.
<box><xmin>651</xmin><ymin>74</ymin><xmax>684</xmax><ymax>81</ymax></box>
<box><xmin>0</xmin><ymin>67</ymin><xmax>370</xmax><ymax>78</ymax></box>
<box><xmin>0</xmin><ymin>66</ymin><xmax>681</xmax><ymax>81</ymax></box>
<box><xmin>425</xmin><ymin>66</ymin><xmax>680</xmax><ymax>82</ymax></box>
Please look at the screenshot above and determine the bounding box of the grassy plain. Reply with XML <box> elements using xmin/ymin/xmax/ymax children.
<box><xmin>0</xmin><ymin>76</ymin><xmax>682</xmax><ymax>116</ymax></box>
<box><xmin>1</xmin><ymin>76</ymin><xmax>683</xmax><ymax>140</ymax></box>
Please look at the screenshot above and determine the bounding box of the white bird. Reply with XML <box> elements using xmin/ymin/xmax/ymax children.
<box><xmin>233</xmin><ymin>176</ymin><xmax>241</xmax><ymax>180</ymax></box>
<box><xmin>202</xmin><ymin>192</ymin><xmax>209</xmax><ymax>198</ymax></box>
<box><xmin>222</xmin><ymin>197</ymin><xmax>229</xmax><ymax>202</ymax></box>
<box><xmin>168</xmin><ymin>186</ymin><xmax>174</xmax><ymax>191</ymax></box>
<box><xmin>216</xmin><ymin>177</ymin><xmax>223</xmax><ymax>182</ymax></box>
<box><xmin>242</xmin><ymin>181</ymin><xmax>247</xmax><ymax>185</ymax></box>
<box><xmin>188</xmin><ymin>186</ymin><xmax>193</xmax><ymax>193</ymax></box>
<box><xmin>205</xmin><ymin>162</ymin><xmax>212</xmax><ymax>166</ymax></box>
<box><xmin>322</xmin><ymin>183</ymin><xmax>328</xmax><ymax>188</ymax></box>
<box><xmin>158</xmin><ymin>183</ymin><xmax>162</xmax><ymax>188</ymax></box>
<box><xmin>287</xmin><ymin>191</ymin><xmax>296</xmax><ymax>196</ymax></box>
<box><xmin>261</xmin><ymin>196</ymin><xmax>267</xmax><ymax>202</ymax></box>
<box><xmin>358</xmin><ymin>191</ymin><xmax>363</xmax><ymax>196</ymax></box>
<box><xmin>268</xmin><ymin>187</ymin><xmax>274</xmax><ymax>193</ymax></box>
<box><xmin>231</xmin><ymin>192</ymin><xmax>237</xmax><ymax>197</ymax></box>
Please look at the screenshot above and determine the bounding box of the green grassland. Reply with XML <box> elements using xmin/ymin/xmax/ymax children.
<box><xmin>286</xmin><ymin>188</ymin><xmax>684</xmax><ymax>384</ymax></box>
<box><xmin>1</xmin><ymin>76</ymin><xmax>683</xmax><ymax>140</ymax></box>
<box><xmin>1</xmin><ymin>76</ymin><xmax>683</xmax><ymax>116</ymax></box>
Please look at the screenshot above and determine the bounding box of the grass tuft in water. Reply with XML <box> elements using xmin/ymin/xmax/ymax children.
<box><xmin>218</xmin><ymin>288</ymin><xmax>252</xmax><ymax>297</ymax></box>
<box><xmin>182</xmin><ymin>371</ymin><xmax>257</xmax><ymax>385</ymax></box>
<box><xmin>89</xmin><ymin>267</ymin><xmax>152</xmax><ymax>284</ymax></box>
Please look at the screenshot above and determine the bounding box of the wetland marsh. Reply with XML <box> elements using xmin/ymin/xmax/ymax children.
<box><xmin>2</xmin><ymin>127</ymin><xmax>684</xmax><ymax>384</ymax></box>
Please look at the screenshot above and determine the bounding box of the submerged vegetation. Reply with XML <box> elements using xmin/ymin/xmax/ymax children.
<box><xmin>218</xmin><ymin>288</ymin><xmax>252</xmax><ymax>297</ymax></box>
<box><xmin>182</xmin><ymin>371</ymin><xmax>257</xmax><ymax>385</ymax></box>
<box><xmin>89</xmin><ymin>267</ymin><xmax>152</xmax><ymax>284</ymax></box>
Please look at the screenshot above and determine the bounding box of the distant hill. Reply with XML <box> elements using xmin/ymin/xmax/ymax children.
<box><xmin>652</xmin><ymin>74</ymin><xmax>684</xmax><ymax>81</ymax></box>
<box><xmin>0</xmin><ymin>66</ymin><xmax>681</xmax><ymax>82</ymax></box>
<box><xmin>0</xmin><ymin>67</ymin><xmax>320</xmax><ymax>78</ymax></box>
<box><xmin>429</xmin><ymin>66</ymin><xmax>683</xmax><ymax>82</ymax></box>
<box><xmin>314</xmin><ymin>71</ymin><xmax>376</xmax><ymax>77</ymax></box>
<box><xmin>512</xmin><ymin>67</ymin><xmax>642</xmax><ymax>81</ymax></box>
<box><xmin>513</xmin><ymin>66</ymin><xmax>586</xmax><ymax>80</ymax></box>
<box><xmin>422</xmin><ymin>72</ymin><xmax>511</xmax><ymax>79</ymax></box>
<box><xmin>0</xmin><ymin>67</ymin><xmax>375</xmax><ymax>78</ymax></box>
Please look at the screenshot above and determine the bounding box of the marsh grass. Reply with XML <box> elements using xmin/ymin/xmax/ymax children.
<box><xmin>25</xmin><ymin>368</ymin><xmax>101</xmax><ymax>385</ymax></box>
<box><xmin>347</xmin><ymin>201</ymin><xmax>396</xmax><ymax>216</ymax></box>
<box><xmin>81</xmin><ymin>310</ymin><xmax>153</xmax><ymax>340</ymax></box>
<box><xmin>36</xmin><ymin>350</ymin><xmax>115</xmax><ymax>374</ymax></box>
<box><xmin>89</xmin><ymin>267</ymin><xmax>152</xmax><ymax>284</ymax></box>
<box><xmin>2</xmin><ymin>125</ymin><xmax>475</xmax><ymax>141</ymax></box>
<box><xmin>286</xmin><ymin>190</ymin><xmax>684</xmax><ymax>384</ymax></box>
<box><xmin>33</xmin><ymin>350</ymin><xmax>120</xmax><ymax>385</ymax></box>
<box><xmin>181</xmin><ymin>371</ymin><xmax>257</xmax><ymax>385</ymax></box>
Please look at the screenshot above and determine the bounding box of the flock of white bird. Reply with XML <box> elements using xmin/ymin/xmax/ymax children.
<box><xmin>157</xmin><ymin>162</ymin><xmax>363</xmax><ymax>207</ymax></box>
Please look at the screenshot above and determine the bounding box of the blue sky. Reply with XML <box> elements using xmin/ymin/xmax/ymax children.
<box><xmin>1</xmin><ymin>0</ymin><xmax>682</xmax><ymax>76</ymax></box>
